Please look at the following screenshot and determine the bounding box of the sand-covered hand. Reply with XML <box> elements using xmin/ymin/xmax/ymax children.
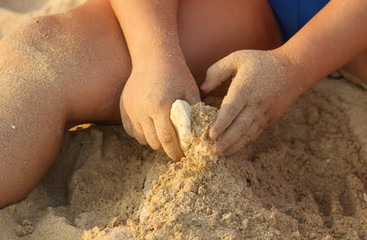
<box><xmin>120</xmin><ymin>56</ymin><xmax>200</xmax><ymax>160</ymax></box>
<box><xmin>200</xmin><ymin>50</ymin><xmax>302</xmax><ymax>156</ymax></box>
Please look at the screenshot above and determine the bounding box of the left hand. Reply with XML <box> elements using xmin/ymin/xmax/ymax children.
<box><xmin>120</xmin><ymin>55</ymin><xmax>200</xmax><ymax>160</ymax></box>
<box><xmin>200</xmin><ymin>49</ymin><xmax>302</xmax><ymax>156</ymax></box>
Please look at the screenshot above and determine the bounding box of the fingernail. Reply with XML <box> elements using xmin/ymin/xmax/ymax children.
<box><xmin>209</xmin><ymin>128</ymin><xmax>217</xmax><ymax>140</ymax></box>
<box><xmin>200</xmin><ymin>82</ymin><xmax>209</xmax><ymax>91</ymax></box>
<box><xmin>213</xmin><ymin>142</ymin><xmax>221</xmax><ymax>154</ymax></box>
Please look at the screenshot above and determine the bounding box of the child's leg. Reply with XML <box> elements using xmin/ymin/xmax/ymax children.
<box><xmin>0</xmin><ymin>0</ymin><xmax>131</xmax><ymax>207</ymax></box>
<box><xmin>0</xmin><ymin>0</ymin><xmax>281</xmax><ymax>207</ymax></box>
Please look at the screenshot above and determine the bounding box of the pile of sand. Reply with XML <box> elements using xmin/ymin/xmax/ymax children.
<box><xmin>1</xmin><ymin>0</ymin><xmax>367</xmax><ymax>239</ymax></box>
<box><xmin>2</xmin><ymin>78</ymin><xmax>367</xmax><ymax>240</ymax></box>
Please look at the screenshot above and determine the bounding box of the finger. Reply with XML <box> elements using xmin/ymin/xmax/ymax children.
<box><xmin>222</xmin><ymin>121</ymin><xmax>260</xmax><ymax>157</ymax></box>
<box><xmin>184</xmin><ymin>84</ymin><xmax>201</xmax><ymax>105</ymax></box>
<box><xmin>246</xmin><ymin>120</ymin><xmax>262</xmax><ymax>140</ymax></box>
<box><xmin>201</xmin><ymin>53</ymin><xmax>238</xmax><ymax>93</ymax></box>
<box><xmin>216</xmin><ymin>107</ymin><xmax>253</xmax><ymax>154</ymax></box>
<box><xmin>122</xmin><ymin>118</ymin><xmax>134</xmax><ymax>138</ymax></box>
<box><xmin>133</xmin><ymin>124</ymin><xmax>148</xmax><ymax>145</ymax></box>
<box><xmin>184</xmin><ymin>90</ymin><xmax>201</xmax><ymax>106</ymax></box>
<box><xmin>209</xmin><ymin>77</ymin><xmax>246</xmax><ymax>140</ymax></box>
<box><xmin>221</xmin><ymin>134</ymin><xmax>250</xmax><ymax>157</ymax></box>
<box><xmin>142</xmin><ymin>118</ymin><xmax>162</xmax><ymax>150</ymax></box>
<box><xmin>154</xmin><ymin>116</ymin><xmax>184</xmax><ymax>161</ymax></box>
<box><xmin>120</xmin><ymin>105</ymin><xmax>134</xmax><ymax>138</ymax></box>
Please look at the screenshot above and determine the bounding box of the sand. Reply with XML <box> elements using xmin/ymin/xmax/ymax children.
<box><xmin>1</xmin><ymin>0</ymin><xmax>367</xmax><ymax>239</ymax></box>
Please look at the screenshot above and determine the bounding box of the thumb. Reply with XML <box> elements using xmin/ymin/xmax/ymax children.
<box><xmin>201</xmin><ymin>53</ymin><xmax>238</xmax><ymax>93</ymax></box>
<box><xmin>184</xmin><ymin>84</ymin><xmax>201</xmax><ymax>105</ymax></box>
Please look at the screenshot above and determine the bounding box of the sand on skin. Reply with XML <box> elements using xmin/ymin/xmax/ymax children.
<box><xmin>1</xmin><ymin>0</ymin><xmax>367</xmax><ymax>239</ymax></box>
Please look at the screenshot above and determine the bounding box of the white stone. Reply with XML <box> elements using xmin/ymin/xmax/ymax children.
<box><xmin>170</xmin><ymin>100</ymin><xmax>192</xmax><ymax>152</ymax></box>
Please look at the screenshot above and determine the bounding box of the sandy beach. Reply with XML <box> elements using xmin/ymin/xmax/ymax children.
<box><xmin>1</xmin><ymin>0</ymin><xmax>367</xmax><ymax>239</ymax></box>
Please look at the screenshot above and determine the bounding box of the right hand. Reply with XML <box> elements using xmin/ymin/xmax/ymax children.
<box><xmin>120</xmin><ymin>55</ymin><xmax>200</xmax><ymax>160</ymax></box>
<box><xmin>201</xmin><ymin>50</ymin><xmax>302</xmax><ymax>156</ymax></box>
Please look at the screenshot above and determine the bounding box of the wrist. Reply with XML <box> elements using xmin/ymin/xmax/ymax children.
<box><xmin>128</xmin><ymin>30</ymin><xmax>184</xmax><ymax>63</ymax></box>
<box><xmin>131</xmin><ymin>43</ymin><xmax>186</xmax><ymax>68</ymax></box>
<box><xmin>271</xmin><ymin>47</ymin><xmax>313</xmax><ymax>93</ymax></box>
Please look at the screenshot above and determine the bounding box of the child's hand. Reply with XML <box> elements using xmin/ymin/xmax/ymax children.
<box><xmin>121</xmin><ymin>55</ymin><xmax>200</xmax><ymax>160</ymax></box>
<box><xmin>200</xmin><ymin>50</ymin><xmax>302</xmax><ymax>156</ymax></box>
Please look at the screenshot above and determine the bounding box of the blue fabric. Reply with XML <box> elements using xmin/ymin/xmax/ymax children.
<box><xmin>268</xmin><ymin>0</ymin><xmax>329</xmax><ymax>41</ymax></box>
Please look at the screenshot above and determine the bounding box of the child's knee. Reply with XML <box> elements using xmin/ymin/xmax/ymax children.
<box><xmin>6</xmin><ymin>15</ymin><xmax>63</xmax><ymax>50</ymax></box>
<box><xmin>0</xmin><ymin>184</ymin><xmax>20</xmax><ymax>209</ymax></box>
<box><xmin>2</xmin><ymin>14</ymin><xmax>72</xmax><ymax>108</ymax></box>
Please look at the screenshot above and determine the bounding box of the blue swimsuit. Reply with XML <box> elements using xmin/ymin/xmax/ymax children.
<box><xmin>268</xmin><ymin>0</ymin><xmax>330</xmax><ymax>41</ymax></box>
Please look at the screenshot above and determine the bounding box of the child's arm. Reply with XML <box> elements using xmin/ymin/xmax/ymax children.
<box><xmin>283</xmin><ymin>0</ymin><xmax>367</xmax><ymax>88</ymax></box>
<box><xmin>200</xmin><ymin>0</ymin><xmax>367</xmax><ymax>156</ymax></box>
<box><xmin>110</xmin><ymin>0</ymin><xmax>200</xmax><ymax>160</ymax></box>
<box><xmin>110</xmin><ymin>0</ymin><xmax>182</xmax><ymax>63</ymax></box>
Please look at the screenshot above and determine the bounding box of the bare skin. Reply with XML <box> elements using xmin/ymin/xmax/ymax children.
<box><xmin>201</xmin><ymin>50</ymin><xmax>300</xmax><ymax>156</ymax></box>
<box><xmin>110</xmin><ymin>0</ymin><xmax>282</xmax><ymax>160</ymax></box>
<box><xmin>0</xmin><ymin>0</ymin><xmax>130</xmax><ymax>208</ymax></box>
<box><xmin>112</xmin><ymin>0</ymin><xmax>367</xmax><ymax>159</ymax></box>
<box><xmin>0</xmin><ymin>0</ymin><xmax>281</xmax><ymax>207</ymax></box>
<box><xmin>201</xmin><ymin>0</ymin><xmax>367</xmax><ymax>156</ymax></box>
<box><xmin>3</xmin><ymin>0</ymin><xmax>366</xmax><ymax>208</ymax></box>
